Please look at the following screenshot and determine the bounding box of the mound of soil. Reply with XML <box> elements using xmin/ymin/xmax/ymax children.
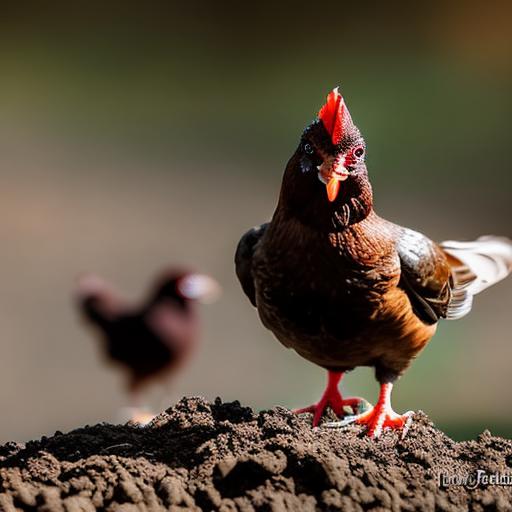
<box><xmin>1</xmin><ymin>397</ymin><xmax>512</xmax><ymax>511</ymax></box>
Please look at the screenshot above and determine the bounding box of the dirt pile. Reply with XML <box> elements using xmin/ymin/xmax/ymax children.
<box><xmin>1</xmin><ymin>397</ymin><xmax>511</xmax><ymax>511</ymax></box>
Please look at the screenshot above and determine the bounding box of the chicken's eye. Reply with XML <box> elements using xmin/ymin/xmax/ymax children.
<box><xmin>303</xmin><ymin>143</ymin><xmax>314</xmax><ymax>155</ymax></box>
<box><xmin>354</xmin><ymin>147</ymin><xmax>365</xmax><ymax>158</ymax></box>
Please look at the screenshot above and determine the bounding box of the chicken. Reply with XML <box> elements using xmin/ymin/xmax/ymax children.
<box><xmin>76</xmin><ymin>269</ymin><xmax>220</xmax><ymax>422</ymax></box>
<box><xmin>235</xmin><ymin>87</ymin><xmax>512</xmax><ymax>438</ymax></box>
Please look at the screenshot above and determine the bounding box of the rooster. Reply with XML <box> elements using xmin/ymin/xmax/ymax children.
<box><xmin>235</xmin><ymin>87</ymin><xmax>512</xmax><ymax>438</ymax></box>
<box><xmin>76</xmin><ymin>269</ymin><xmax>220</xmax><ymax>422</ymax></box>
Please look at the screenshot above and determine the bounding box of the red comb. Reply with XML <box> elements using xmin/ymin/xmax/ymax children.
<box><xmin>318</xmin><ymin>87</ymin><xmax>352</xmax><ymax>145</ymax></box>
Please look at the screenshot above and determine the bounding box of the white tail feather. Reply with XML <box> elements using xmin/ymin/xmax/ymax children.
<box><xmin>440</xmin><ymin>236</ymin><xmax>512</xmax><ymax>320</ymax></box>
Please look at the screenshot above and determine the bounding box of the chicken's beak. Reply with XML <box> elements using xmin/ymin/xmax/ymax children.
<box><xmin>317</xmin><ymin>155</ymin><xmax>350</xmax><ymax>202</ymax></box>
<box><xmin>178</xmin><ymin>274</ymin><xmax>222</xmax><ymax>304</ymax></box>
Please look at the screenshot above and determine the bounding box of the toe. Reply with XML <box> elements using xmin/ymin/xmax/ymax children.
<box><xmin>293</xmin><ymin>405</ymin><xmax>316</xmax><ymax>415</ymax></box>
<box><xmin>312</xmin><ymin>401</ymin><xmax>329</xmax><ymax>426</ymax></box>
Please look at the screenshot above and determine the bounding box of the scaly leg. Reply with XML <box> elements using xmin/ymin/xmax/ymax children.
<box><xmin>119</xmin><ymin>389</ymin><xmax>155</xmax><ymax>426</ymax></box>
<box><xmin>294</xmin><ymin>371</ymin><xmax>365</xmax><ymax>427</ymax></box>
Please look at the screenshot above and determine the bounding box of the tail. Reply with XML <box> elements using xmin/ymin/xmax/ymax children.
<box><xmin>75</xmin><ymin>274</ymin><xmax>122</xmax><ymax>328</ymax></box>
<box><xmin>440</xmin><ymin>236</ymin><xmax>512</xmax><ymax>320</ymax></box>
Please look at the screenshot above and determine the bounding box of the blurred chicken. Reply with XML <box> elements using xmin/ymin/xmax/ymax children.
<box><xmin>76</xmin><ymin>269</ymin><xmax>220</xmax><ymax>423</ymax></box>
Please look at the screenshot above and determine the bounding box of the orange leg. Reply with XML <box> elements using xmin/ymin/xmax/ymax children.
<box><xmin>293</xmin><ymin>371</ymin><xmax>363</xmax><ymax>427</ymax></box>
<box><xmin>354</xmin><ymin>382</ymin><xmax>412</xmax><ymax>438</ymax></box>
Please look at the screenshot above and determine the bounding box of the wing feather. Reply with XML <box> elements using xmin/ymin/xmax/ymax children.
<box><xmin>440</xmin><ymin>236</ymin><xmax>512</xmax><ymax>320</ymax></box>
<box><xmin>396</xmin><ymin>228</ymin><xmax>452</xmax><ymax>325</ymax></box>
<box><xmin>235</xmin><ymin>223</ymin><xmax>268</xmax><ymax>307</ymax></box>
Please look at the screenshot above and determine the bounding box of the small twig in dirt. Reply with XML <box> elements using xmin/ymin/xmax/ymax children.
<box><xmin>100</xmin><ymin>443</ymin><xmax>133</xmax><ymax>454</ymax></box>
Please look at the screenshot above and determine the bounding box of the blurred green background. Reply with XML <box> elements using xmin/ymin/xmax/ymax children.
<box><xmin>0</xmin><ymin>2</ymin><xmax>510</xmax><ymax>442</ymax></box>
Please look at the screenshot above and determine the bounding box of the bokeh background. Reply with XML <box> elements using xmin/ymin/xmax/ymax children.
<box><xmin>0</xmin><ymin>2</ymin><xmax>510</xmax><ymax>443</ymax></box>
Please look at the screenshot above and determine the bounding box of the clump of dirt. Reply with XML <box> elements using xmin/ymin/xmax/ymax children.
<box><xmin>1</xmin><ymin>397</ymin><xmax>511</xmax><ymax>511</ymax></box>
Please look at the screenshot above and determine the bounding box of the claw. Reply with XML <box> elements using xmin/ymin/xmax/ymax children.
<box><xmin>324</xmin><ymin>414</ymin><xmax>361</xmax><ymax>428</ymax></box>
<box><xmin>401</xmin><ymin>412</ymin><xmax>414</xmax><ymax>439</ymax></box>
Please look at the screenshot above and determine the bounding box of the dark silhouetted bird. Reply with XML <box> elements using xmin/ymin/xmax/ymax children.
<box><xmin>235</xmin><ymin>87</ymin><xmax>512</xmax><ymax>437</ymax></box>
<box><xmin>76</xmin><ymin>269</ymin><xmax>220</xmax><ymax>421</ymax></box>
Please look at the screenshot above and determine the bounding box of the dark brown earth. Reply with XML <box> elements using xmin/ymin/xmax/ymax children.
<box><xmin>1</xmin><ymin>397</ymin><xmax>512</xmax><ymax>511</ymax></box>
